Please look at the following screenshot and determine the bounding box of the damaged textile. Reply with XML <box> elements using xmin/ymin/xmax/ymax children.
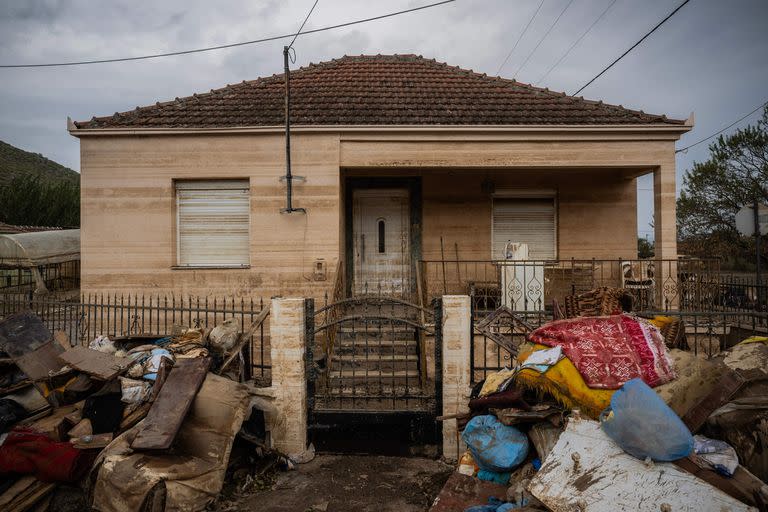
<box><xmin>515</xmin><ymin>343</ymin><xmax>613</xmax><ymax>418</ymax></box>
<box><xmin>694</xmin><ymin>435</ymin><xmax>739</xmax><ymax>477</ymax></box>
<box><xmin>528</xmin><ymin>314</ymin><xmax>676</xmax><ymax>389</ymax></box>
<box><xmin>0</xmin><ymin>428</ymin><xmax>89</xmax><ymax>482</ymax></box>
<box><xmin>91</xmin><ymin>372</ymin><xmax>250</xmax><ymax>512</ymax></box>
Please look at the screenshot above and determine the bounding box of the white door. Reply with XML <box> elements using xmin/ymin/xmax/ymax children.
<box><xmin>352</xmin><ymin>189</ymin><xmax>410</xmax><ymax>296</ymax></box>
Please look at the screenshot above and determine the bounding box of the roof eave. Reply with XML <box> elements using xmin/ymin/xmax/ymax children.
<box><xmin>68</xmin><ymin>122</ymin><xmax>693</xmax><ymax>138</ymax></box>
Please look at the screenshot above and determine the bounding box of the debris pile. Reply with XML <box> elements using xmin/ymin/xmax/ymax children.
<box><xmin>0</xmin><ymin>308</ymin><xmax>283</xmax><ymax>512</ymax></box>
<box><xmin>432</xmin><ymin>289</ymin><xmax>768</xmax><ymax>512</ymax></box>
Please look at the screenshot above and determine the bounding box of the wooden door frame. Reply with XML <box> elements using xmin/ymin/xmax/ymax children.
<box><xmin>344</xmin><ymin>177</ymin><xmax>422</xmax><ymax>298</ymax></box>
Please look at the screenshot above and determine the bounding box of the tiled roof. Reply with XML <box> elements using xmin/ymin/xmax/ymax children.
<box><xmin>74</xmin><ymin>54</ymin><xmax>684</xmax><ymax>129</ymax></box>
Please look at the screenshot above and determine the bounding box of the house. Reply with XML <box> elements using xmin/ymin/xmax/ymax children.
<box><xmin>69</xmin><ymin>54</ymin><xmax>692</xmax><ymax>307</ymax></box>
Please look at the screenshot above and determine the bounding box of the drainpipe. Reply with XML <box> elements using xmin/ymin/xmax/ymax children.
<box><xmin>281</xmin><ymin>45</ymin><xmax>306</xmax><ymax>214</ymax></box>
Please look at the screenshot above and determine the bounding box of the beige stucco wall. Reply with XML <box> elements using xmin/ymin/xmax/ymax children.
<box><xmin>80</xmin><ymin>133</ymin><xmax>341</xmax><ymax>299</ymax></box>
<box><xmin>77</xmin><ymin>128</ymin><xmax>682</xmax><ymax>300</ymax></box>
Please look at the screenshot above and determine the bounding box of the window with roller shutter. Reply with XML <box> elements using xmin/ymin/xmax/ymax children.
<box><xmin>492</xmin><ymin>197</ymin><xmax>557</xmax><ymax>260</ymax></box>
<box><xmin>175</xmin><ymin>180</ymin><xmax>250</xmax><ymax>267</ymax></box>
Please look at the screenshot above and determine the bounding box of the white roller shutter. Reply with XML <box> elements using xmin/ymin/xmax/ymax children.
<box><xmin>176</xmin><ymin>180</ymin><xmax>250</xmax><ymax>267</ymax></box>
<box><xmin>492</xmin><ymin>198</ymin><xmax>556</xmax><ymax>260</ymax></box>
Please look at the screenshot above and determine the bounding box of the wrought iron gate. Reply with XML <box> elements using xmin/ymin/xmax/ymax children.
<box><xmin>306</xmin><ymin>296</ymin><xmax>442</xmax><ymax>419</ymax></box>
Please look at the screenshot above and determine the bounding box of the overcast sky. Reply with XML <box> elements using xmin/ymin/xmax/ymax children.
<box><xmin>1</xmin><ymin>0</ymin><xmax>767</xmax><ymax>238</ymax></box>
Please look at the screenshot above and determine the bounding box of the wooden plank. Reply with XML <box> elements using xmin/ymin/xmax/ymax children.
<box><xmin>679</xmin><ymin>368</ymin><xmax>764</xmax><ymax>433</ymax></box>
<box><xmin>72</xmin><ymin>432</ymin><xmax>113</xmax><ymax>449</ymax></box>
<box><xmin>218</xmin><ymin>304</ymin><xmax>270</xmax><ymax>374</ymax></box>
<box><xmin>0</xmin><ymin>312</ymin><xmax>64</xmax><ymax>381</ymax></box>
<box><xmin>57</xmin><ymin>346</ymin><xmax>131</xmax><ymax>380</ymax></box>
<box><xmin>131</xmin><ymin>357</ymin><xmax>211</xmax><ymax>451</ymax></box>
<box><xmin>528</xmin><ymin>417</ymin><xmax>755</xmax><ymax>512</ymax></box>
<box><xmin>674</xmin><ymin>456</ymin><xmax>768</xmax><ymax>509</ymax></box>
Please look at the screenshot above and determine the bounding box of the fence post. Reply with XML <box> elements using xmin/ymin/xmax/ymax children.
<box><xmin>268</xmin><ymin>297</ymin><xmax>310</xmax><ymax>457</ymax></box>
<box><xmin>441</xmin><ymin>295</ymin><xmax>472</xmax><ymax>462</ymax></box>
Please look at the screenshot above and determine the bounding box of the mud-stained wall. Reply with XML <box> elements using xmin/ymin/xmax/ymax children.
<box><xmin>80</xmin><ymin>133</ymin><xmax>341</xmax><ymax>299</ymax></box>
<box><xmin>78</xmin><ymin>131</ymin><xmax>676</xmax><ymax>300</ymax></box>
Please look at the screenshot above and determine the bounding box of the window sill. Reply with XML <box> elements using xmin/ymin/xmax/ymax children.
<box><xmin>171</xmin><ymin>265</ymin><xmax>251</xmax><ymax>270</ymax></box>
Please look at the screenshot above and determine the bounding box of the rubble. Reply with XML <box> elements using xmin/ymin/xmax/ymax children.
<box><xmin>432</xmin><ymin>292</ymin><xmax>768</xmax><ymax>512</ymax></box>
<box><xmin>0</xmin><ymin>308</ymin><xmax>274</xmax><ymax>512</ymax></box>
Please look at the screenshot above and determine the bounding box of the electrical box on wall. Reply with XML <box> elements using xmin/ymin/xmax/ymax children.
<box><xmin>313</xmin><ymin>259</ymin><xmax>327</xmax><ymax>281</ymax></box>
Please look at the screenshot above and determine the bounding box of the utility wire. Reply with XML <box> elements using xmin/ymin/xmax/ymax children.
<box><xmin>513</xmin><ymin>0</ymin><xmax>575</xmax><ymax>79</ymax></box>
<box><xmin>535</xmin><ymin>0</ymin><xmax>618</xmax><ymax>86</ymax></box>
<box><xmin>288</xmin><ymin>0</ymin><xmax>320</xmax><ymax>50</ymax></box>
<box><xmin>0</xmin><ymin>0</ymin><xmax>454</xmax><ymax>68</ymax></box>
<box><xmin>676</xmin><ymin>99</ymin><xmax>768</xmax><ymax>154</ymax></box>
<box><xmin>496</xmin><ymin>0</ymin><xmax>545</xmax><ymax>76</ymax></box>
<box><xmin>572</xmin><ymin>0</ymin><xmax>691</xmax><ymax>96</ymax></box>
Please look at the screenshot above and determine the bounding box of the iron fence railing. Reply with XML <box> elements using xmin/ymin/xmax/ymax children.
<box><xmin>0</xmin><ymin>258</ymin><xmax>80</xmax><ymax>292</ymax></box>
<box><xmin>0</xmin><ymin>292</ymin><xmax>270</xmax><ymax>384</ymax></box>
<box><xmin>420</xmin><ymin>258</ymin><xmax>768</xmax><ymax>314</ymax></box>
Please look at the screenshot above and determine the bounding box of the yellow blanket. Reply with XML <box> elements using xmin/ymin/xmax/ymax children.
<box><xmin>515</xmin><ymin>343</ymin><xmax>614</xmax><ymax>419</ymax></box>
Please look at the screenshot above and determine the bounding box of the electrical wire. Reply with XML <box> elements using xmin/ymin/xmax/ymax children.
<box><xmin>0</xmin><ymin>0</ymin><xmax>455</xmax><ymax>68</ymax></box>
<box><xmin>495</xmin><ymin>0</ymin><xmax>545</xmax><ymax>76</ymax></box>
<box><xmin>512</xmin><ymin>0</ymin><xmax>575</xmax><ymax>80</ymax></box>
<box><xmin>288</xmin><ymin>0</ymin><xmax>320</xmax><ymax>50</ymax></box>
<box><xmin>572</xmin><ymin>0</ymin><xmax>691</xmax><ymax>96</ymax></box>
<box><xmin>535</xmin><ymin>0</ymin><xmax>618</xmax><ymax>86</ymax></box>
<box><xmin>675</xmin><ymin>99</ymin><xmax>768</xmax><ymax>154</ymax></box>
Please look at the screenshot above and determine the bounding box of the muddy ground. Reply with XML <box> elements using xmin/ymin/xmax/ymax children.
<box><xmin>213</xmin><ymin>455</ymin><xmax>453</xmax><ymax>512</ymax></box>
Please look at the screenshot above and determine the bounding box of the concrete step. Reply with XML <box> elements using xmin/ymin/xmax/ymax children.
<box><xmin>332</xmin><ymin>357</ymin><xmax>419</xmax><ymax>373</ymax></box>
<box><xmin>328</xmin><ymin>369</ymin><xmax>421</xmax><ymax>387</ymax></box>
<box><xmin>334</xmin><ymin>339</ymin><xmax>419</xmax><ymax>357</ymax></box>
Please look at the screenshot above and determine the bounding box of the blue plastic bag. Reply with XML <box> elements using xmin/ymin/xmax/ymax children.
<box><xmin>461</xmin><ymin>415</ymin><xmax>529</xmax><ymax>472</ymax></box>
<box><xmin>600</xmin><ymin>378</ymin><xmax>693</xmax><ymax>461</ymax></box>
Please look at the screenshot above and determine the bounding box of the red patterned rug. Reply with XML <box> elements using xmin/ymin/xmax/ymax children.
<box><xmin>528</xmin><ymin>314</ymin><xmax>676</xmax><ymax>389</ymax></box>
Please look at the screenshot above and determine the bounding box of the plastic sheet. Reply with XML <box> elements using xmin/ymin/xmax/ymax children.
<box><xmin>461</xmin><ymin>415</ymin><xmax>529</xmax><ymax>473</ymax></box>
<box><xmin>600</xmin><ymin>378</ymin><xmax>693</xmax><ymax>461</ymax></box>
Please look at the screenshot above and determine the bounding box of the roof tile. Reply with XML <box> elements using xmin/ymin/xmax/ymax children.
<box><xmin>75</xmin><ymin>54</ymin><xmax>683</xmax><ymax>129</ymax></box>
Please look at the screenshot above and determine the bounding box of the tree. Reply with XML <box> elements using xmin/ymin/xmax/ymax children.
<box><xmin>638</xmin><ymin>237</ymin><xmax>654</xmax><ymax>258</ymax></box>
<box><xmin>677</xmin><ymin>106</ymin><xmax>768</xmax><ymax>269</ymax></box>
<box><xmin>0</xmin><ymin>175</ymin><xmax>80</xmax><ymax>227</ymax></box>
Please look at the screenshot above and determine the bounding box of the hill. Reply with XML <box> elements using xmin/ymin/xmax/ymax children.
<box><xmin>0</xmin><ymin>140</ymin><xmax>79</xmax><ymax>186</ymax></box>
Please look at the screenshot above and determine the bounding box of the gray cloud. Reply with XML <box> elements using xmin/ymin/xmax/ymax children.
<box><xmin>1</xmin><ymin>0</ymin><xmax>766</xmax><ymax>237</ymax></box>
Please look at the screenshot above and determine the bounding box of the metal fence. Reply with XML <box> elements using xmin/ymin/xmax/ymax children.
<box><xmin>468</xmin><ymin>306</ymin><xmax>768</xmax><ymax>383</ymax></box>
<box><xmin>420</xmin><ymin>258</ymin><xmax>768</xmax><ymax>314</ymax></box>
<box><xmin>0</xmin><ymin>258</ymin><xmax>80</xmax><ymax>292</ymax></box>
<box><xmin>0</xmin><ymin>292</ymin><xmax>271</xmax><ymax>384</ymax></box>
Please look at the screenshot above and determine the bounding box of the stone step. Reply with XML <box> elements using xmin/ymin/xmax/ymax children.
<box><xmin>333</xmin><ymin>339</ymin><xmax>419</xmax><ymax>357</ymax></box>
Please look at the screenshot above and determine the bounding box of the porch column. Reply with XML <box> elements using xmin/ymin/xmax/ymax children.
<box><xmin>441</xmin><ymin>295</ymin><xmax>472</xmax><ymax>462</ymax></box>
<box><xmin>269</xmin><ymin>297</ymin><xmax>309</xmax><ymax>456</ymax></box>
<box><xmin>654</xmin><ymin>161</ymin><xmax>678</xmax><ymax>309</ymax></box>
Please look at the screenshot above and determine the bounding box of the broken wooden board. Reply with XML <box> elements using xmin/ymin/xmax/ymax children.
<box><xmin>0</xmin><ymin>311</ymin><xmax>64</xmax><ymax>380</ymax></box>
<box><xmin>131</xmin><ymin>357</ymin><xmax>211</xmax><ymax>451</ymax></box>
<box><xmin>528</xmin><ymin>417</ymin><xmax>756</xmax><ymax>512</ymax></box>
<box><xmin>0</xmin><ymin>476</ymin><xmax>56</xmax><ymax>512</ymax></box>
<box><xmin>681</xmin><ymin>367</ymin><xmax>765</xmax><ymax>433</ymax></box>
<box><xmin>72</xmin><ymin>432</ymin><xmax>113</xmax><ymax>449</ymax></box>
<box><xmin>429</xmin><ymin>472</ymin><xmax>508</xmax><ymax>512</ymax></box>
<box><xmin>674</xmin><ymin>456</ymin><xmax>768</xmax><ymax>510</ymax></box>
<box><xmin>58</xmin><ymin>346</ymin><xmax>131</xmax><ymax>380</ymax></box>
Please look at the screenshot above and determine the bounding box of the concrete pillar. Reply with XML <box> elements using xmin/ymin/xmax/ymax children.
<box><xmin>441</xmin><ymin>295</ymin><xmax>472</xmax><ymax>462</ymax></box>
<box><xmin>269</xmin><ymin>297</ymin><xmax>308</xmax><ymax>456</ymax></box>
<box><xmin>654</xmin><ymin>162</ymin><xmax>678</xmax><ymax>309</ymax></box>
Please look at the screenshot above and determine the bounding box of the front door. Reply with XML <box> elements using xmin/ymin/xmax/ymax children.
<box><xmin>352</xmin><ymin>189</ymin><xmax>411</xmax><ymax>297</ymax></box>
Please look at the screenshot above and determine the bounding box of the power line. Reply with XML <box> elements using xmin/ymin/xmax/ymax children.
<box><xmin>496</xmin><ymin>0</ymin><xmax>545</xmax><ymax>76</ymax></box>
<box><xmin>676</xmin><ymin>99</ymin><xmax>768</xmax><ymax>154</ymax></box>
<box><xmin>535</xmin><ymin>0</ymin><xmax>618</xmax><ymax>86</ymax></box>
<box><xmin>572</xmin><ymin>0</ymin><xmax>691</xmax><ymax>96</ymax></box>
<box><xmin>288</xmin><ymin>0</ymin><xmax>320</xmax><ymax>50</ymax></box>
<box><xmin>513</xmin><ymin>0</ymin><xmax>575</xmax><ymax>80</ymax></box>
<box><xmin>0</xmin><ymin>0</ymin><xmax>455</xmax><ymax>69</ymax></box>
